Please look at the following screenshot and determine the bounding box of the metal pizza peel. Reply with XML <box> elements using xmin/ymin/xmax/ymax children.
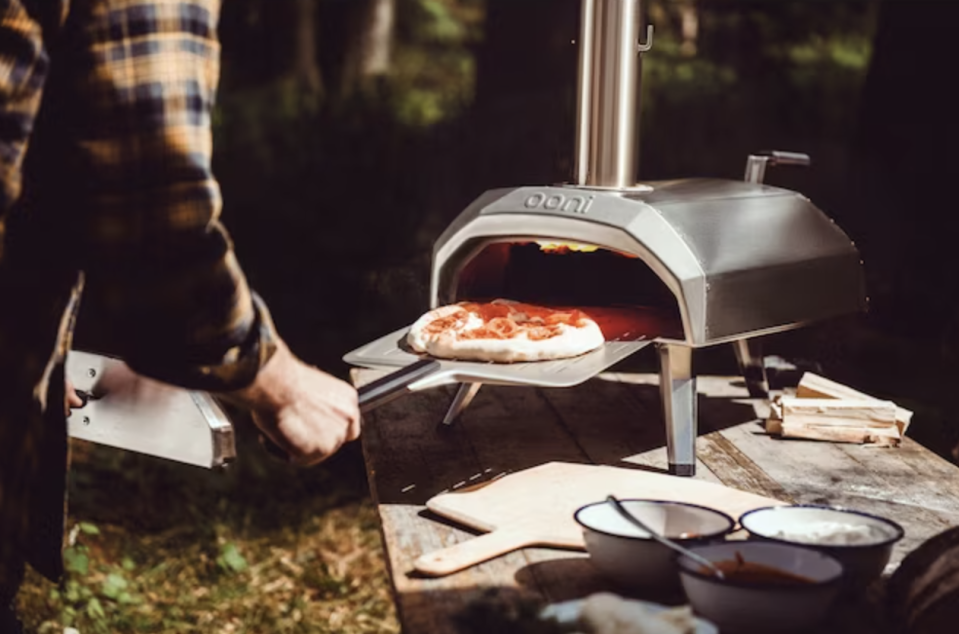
<box><xmin>347</xmin><ymin>326</ymin><xmax>651</xmax><ymax>412</ymax></box>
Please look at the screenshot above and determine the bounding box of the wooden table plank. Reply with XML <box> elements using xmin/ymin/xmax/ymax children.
<box><xmin>716</xmin><ymin>422</ymin><xmax>959</xmax><ymax>568</ymax></box>
<box><xmin>696</xmin><ymin>432</ymin><xmax>796</xmax><ymax>501</ymax></box>
<box><xmin>535</xmin><ymin>376</ymin><xmax>723</xmax><ymax>482</ymax></box>
<box><xmin>353</xmin><ymin>369</ymin><xmax>959</xmax><ymax>634</ymax></box>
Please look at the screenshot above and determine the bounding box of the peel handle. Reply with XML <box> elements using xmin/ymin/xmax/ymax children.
<box><xmin>358</xmin><ymin>358</ymin><xmax>441</xmax><ymax>413</ymax></box>
<box><xmin>414</xmin><ymin>528</ymin><xmax>534</xmax><ymax>577</ymax></box>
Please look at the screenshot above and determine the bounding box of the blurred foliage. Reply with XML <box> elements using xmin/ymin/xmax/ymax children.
<box><xmin>388</xmin><ymin>0</ymin><xmax>485</xmax><ymax>126</ymax></box>
<box><xmin>216</xmin><ymin>0</ymin><xmax>484</xmax><ymax>129</ymax></box>
<box><xmin>640</xmin><ymin>0</ymin><xmax>878</xmax><ymax>179</ymax></box>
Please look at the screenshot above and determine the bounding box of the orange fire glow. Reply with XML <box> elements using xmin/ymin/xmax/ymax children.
<box><xmin>536</xmin><ymin>240</ymin><xmax>600</xmax><ymax>254</ymax></box>
<box><xmin>534</xmin><ymin>240</ymin><xmax>639</xmax><ymax>258</ymax></box>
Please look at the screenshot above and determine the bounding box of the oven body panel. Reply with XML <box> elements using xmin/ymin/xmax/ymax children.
<box><xmin>643</xmin><ymin>178</ymin><xmax>866</xmax><ymax>341</ymax></box>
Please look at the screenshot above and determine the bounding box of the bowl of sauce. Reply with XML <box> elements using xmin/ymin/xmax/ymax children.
<box><xmin>677</xmin><ymin>542</ymin><xmax>843</xmax><ymax>634</ymax></box>
<box><xmin>705</xmin><ymin>551</ymin><xmax>815</xmax><ymax>586</ymax></box>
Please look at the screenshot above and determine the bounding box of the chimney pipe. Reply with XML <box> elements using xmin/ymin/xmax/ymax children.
<box><xmin>574</xmin><ymin>0</ymin><xmax>651</xmax><ymax>189</ymax></box>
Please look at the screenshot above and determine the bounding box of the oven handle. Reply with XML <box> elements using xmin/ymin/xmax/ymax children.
<box><xmin>358</xmin><ymin>358</ymin><xmax>443</xmax><ymax>413</ymax></box>
<box><xmin>744</xmin><ymin>150</ymin><xmax>810</xmax><ymax>184</ymax></box>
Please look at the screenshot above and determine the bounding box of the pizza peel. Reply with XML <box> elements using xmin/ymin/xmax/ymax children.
<box><xmin>347</xmin><ymin>326</ymin><xmax>651</xmax><ymax>412</ymax></box>
<box><xmin>413</xmin><ymin>461</ymin><xmax>785</xmax><ymax>577</ymax></box>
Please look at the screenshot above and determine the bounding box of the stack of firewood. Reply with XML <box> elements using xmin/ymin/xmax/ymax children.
<box><xmin>766</xmin><ymin>373</ymin><xmax>913</xmax><ymax>447</ymax></box>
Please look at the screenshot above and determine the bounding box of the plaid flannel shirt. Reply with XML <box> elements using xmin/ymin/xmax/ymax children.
<box><xmin>0</xmin><ymin>0</ymin><xmax>277</xmax><ymax>588</ymax></box>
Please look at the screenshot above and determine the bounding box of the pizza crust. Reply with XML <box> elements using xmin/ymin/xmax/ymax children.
<box><xmin>407</xmin><ymin>300</ymin><xmax>605</xmax><ymax>363</ymax></box>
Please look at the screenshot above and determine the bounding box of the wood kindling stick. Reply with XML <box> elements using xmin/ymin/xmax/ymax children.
<box><xmin>794</xmin><ymin>372</ymin><xmax>913</xmax><ymax>435</ymax></box>
<box><xmin>766</xmin><ymin>372</ymin><xmax>910</xmax><ymax>446</ymax></box>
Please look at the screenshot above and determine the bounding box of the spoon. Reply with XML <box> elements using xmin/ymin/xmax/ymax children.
<box><xmin>606</xmin><ymin>495</ymin><xmax>726</xmax><ymax>580</ymax></box>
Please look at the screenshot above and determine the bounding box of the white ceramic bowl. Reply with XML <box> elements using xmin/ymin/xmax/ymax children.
<box><xmin>739</xmin><ymin>505</ymin><xmax>904</xmax><ymax>589</ymax></box>
<box><xmin>677</xmin><ymin>541</ymin><xmax>843</xmax><ymax>634</ymax></box>
<box><xmin>574</xmin><ymin>499</ymin><xmax>734</xmax><ymax>590</ymax></box>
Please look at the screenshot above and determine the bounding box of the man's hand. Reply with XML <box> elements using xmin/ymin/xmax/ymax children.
<box><xmin>224</xmin><ymin>339</ymin><xmax>361</xmax><ymax>466</ymax></box>
<box><xmin>65</xmin><ymin>379</ymin><xmax>84</xmax><ymax>414</ymax></box>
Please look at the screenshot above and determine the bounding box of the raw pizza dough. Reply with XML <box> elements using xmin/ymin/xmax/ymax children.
<box><xmin>407</xmin><ymin>299</ymin><xmax>605</xmax><ymax>363</ymax></box>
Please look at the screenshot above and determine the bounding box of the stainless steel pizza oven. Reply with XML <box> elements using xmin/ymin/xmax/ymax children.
<box><xmin>350</xmin><ymin>0</ymin><xmax>866</xmax><ymax>476</ymax></box>
<box><xmin>427</xmin><ymin>172</ymin><xmax>865</xmax><ymax>475</ymax></box>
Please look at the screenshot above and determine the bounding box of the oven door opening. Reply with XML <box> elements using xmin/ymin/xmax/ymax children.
<box><xmin>449</xmin><ymin>240</ymin><xmax>686</xmax><ymax>342</ymax></box>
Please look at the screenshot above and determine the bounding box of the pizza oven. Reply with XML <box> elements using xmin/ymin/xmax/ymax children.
<box><xmin>346</xmin><ymin>0</ymin><xmax>866</xmax><ymax>477</ymax></box>
<box><xmin>422</xmin><ymin>173</ymin><xmax>865</xmax><ymax>475</ymax></box>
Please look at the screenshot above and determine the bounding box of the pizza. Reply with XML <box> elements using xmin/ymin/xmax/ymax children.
<box><xmin>407</xmin><ymin>299</ymin><xmax>605</xmax><ymax>363</ymax></box>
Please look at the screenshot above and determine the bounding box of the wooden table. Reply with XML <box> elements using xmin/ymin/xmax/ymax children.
<box><xmin>352</xmin><ymin>368</ymin><xmax>959</xmax><ymax>633</ymax></box>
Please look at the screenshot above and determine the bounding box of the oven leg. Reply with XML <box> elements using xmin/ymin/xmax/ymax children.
<box><xmin>658</xmin><ymin>343</ymin><xmax>697</xmax><ymax>477</ymax></box>
<box><xmin>442</xmin><ymin>383</ymin><xmax>483</xmax><ymax>426</ymax></box>
<box><xmin>732</xmin><ymin>338</ymin><xmax>769</xmax><ymax>400</ymax></box>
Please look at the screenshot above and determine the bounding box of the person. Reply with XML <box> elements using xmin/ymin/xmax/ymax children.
<box><xmin>0</xmin><ymin>1</ymin><xmax>361</xmax><ymax>630</ymax></box>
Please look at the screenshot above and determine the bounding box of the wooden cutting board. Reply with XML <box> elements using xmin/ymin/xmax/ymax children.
<box><xmin>414</xmin><ymin>461</ymin><xmax>784</xmax><ymax>577</ymax></box>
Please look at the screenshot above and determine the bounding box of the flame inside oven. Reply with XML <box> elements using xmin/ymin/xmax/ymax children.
<box><xmin>536</xmin><ymin>240</ymin><xmax>599</xmax><ymax>254</ymax></box>
<box><xmin>534</xmin><ymin>240</ymin><xmax>637</xmax><ymax>258</ymax></box>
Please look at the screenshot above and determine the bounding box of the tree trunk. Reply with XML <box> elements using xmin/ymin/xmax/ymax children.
<box><xmin>293</xmin><ymin>0</ymin><xmax>323</xmax><ymax>97</ymax></box>
<box><xmin>678</xmin><ymin>0</ymin><xmax>699</xmax><ymax>57</ymax></box>
<box><xmin>359</xmin><ymin>0</ymin><xmax>394</xmax><ymax>77</ymax></box>
<box><xmin>336</xmin><ymin>0</ymin><xmax>395</xmax><ymax>99</ymax></box>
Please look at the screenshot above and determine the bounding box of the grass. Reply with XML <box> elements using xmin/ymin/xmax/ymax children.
<box><xmin>15</xmin><ymin>416</ymin><xmax>400</xmax><ymax>634</ymax></box>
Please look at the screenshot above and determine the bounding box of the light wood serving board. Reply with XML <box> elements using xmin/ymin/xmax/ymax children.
<box><xmin>414</xmin><ymin>461</ymin><xmax>784</xmax><ymax>577</ymax></box>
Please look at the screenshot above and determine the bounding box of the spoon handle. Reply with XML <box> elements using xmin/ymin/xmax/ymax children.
<box><xmin>606</xmin><ymin>495</ymin><xmax>724</xmax><ymax>579</ymax></box>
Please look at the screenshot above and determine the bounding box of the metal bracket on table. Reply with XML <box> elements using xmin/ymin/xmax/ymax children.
<box><xmin>442</xmin><ymin>382</ymin><xmax>483</xmax><ymax>426</ymax></box>
<box><xmin>733</xmin><ymin>338</ymin><xmax>770</xmax><ymax>400</ymax></box>
<box><xmin>657</xmin><ymin>343</ymin><xmax>696</xmax><ymax>477</ymax></box>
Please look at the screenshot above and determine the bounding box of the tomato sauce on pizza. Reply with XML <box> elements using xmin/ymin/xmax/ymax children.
<box><xmin>421</xmin><ymin>301</ymin><xmax>594</xmax><ymax>344</ymax></box>
<box><xmin>407</xmin><ymin>299</ymin><xmax>605</xmax><ymax>363</ymax></box>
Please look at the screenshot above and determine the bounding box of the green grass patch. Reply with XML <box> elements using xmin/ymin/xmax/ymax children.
<box><xmin>17</xmin><ymin>430</ymin><xmax>399</xmax><ymax>634</ymax></box>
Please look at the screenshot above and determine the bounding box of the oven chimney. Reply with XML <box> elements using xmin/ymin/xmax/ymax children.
<box><xmin>574</xmin><ymin>0</ymin><xmax>652</xmax><ymax>189</ymax></box>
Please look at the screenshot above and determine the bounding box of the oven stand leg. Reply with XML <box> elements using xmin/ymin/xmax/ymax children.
<box><xmin>442</xmin><ymin>383</ymin><xmax>482</xmax><ymax>426</ymax></box>
<box><xmin>733</xmin><ymin>338</ymin><xmax>769</xmax><ymax>400</ymax></box>
<box><xmin>658</xmin><ymin>343</ymin><xmax>697</xmax><ymax>477</ymax></box>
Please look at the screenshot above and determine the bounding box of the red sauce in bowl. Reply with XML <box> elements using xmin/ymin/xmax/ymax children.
<box><xmin>700</xmin><ymin>552</ymin><xmax>815</xmax><ymax>586</ymax></box>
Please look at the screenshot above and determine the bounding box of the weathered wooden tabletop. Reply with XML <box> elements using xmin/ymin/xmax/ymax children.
<box><xmin>351</xmin><ymin>367</ymin><xmax>959</xmax><ymax>634</ymax></box>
